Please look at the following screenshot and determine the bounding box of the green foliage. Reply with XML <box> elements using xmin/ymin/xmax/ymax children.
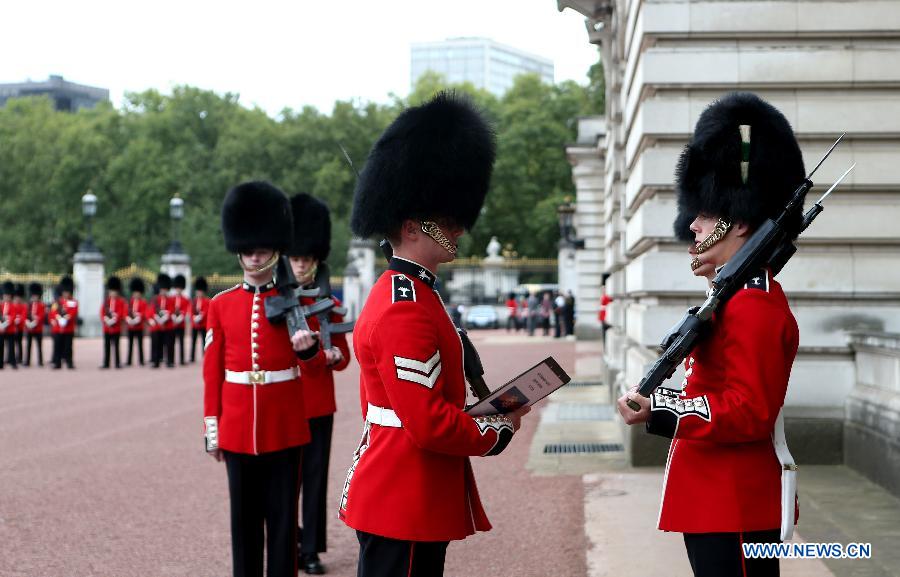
<box><xmin>0</xmin><ymin>59</ymin><xmax>604</xmax><ymax>274</ymax></box>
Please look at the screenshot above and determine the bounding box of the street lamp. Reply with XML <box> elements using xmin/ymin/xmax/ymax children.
<box><xmin>557</xmin><ymin>198</ymin><xmax>585</xmax><ymax>249</ymax></box>
<box><xmin>167</xmin><ymin>193</ymin><xmax>184</xmax><ymax>254</ymax></box>
<box><xmin>79</xmin><ymin>190</ymin><xmax>99</xmax><ymax>253</ymax></box>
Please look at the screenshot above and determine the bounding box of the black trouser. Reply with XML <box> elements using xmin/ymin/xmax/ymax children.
<box><xmin>356</xmin><ymin>531</ymin><xmax>449</xmax><ymax>577</ymax></box>
<box><xmin>299</xmin><ymin>415</ymin><xmax>334</xmax><ymax>555</ymax></box>
<box><xmin>174</xmin><ymin>326</ymin><xmax>186</xmax><ymax>364</ymax></box>
<box><xmin>127</xmin><ymin>329</ymin><xmax>144</xmax><ymax>366</ymax></box>
<box><xmin>24</xmin><ymin>332</ymin><xmax>43</xmax><ymax>366</ymax></box>
<box><xmin>150</xmin><ymin>331</ymin><xmax>161</xmax><ymax>366</ymax></box>
<box><xmin>1</xmin><ymin>333</ymin><xmax>17</xmax><ymax>368</ymax></box>
<box><xmin>102</xmin><ymin>333</ymin><xmax>121</xmax><ymax>368</ymax></box>
<box><xmin>683</xmin><ymin>529</ymin><xmax>781</xmax><ymax>577</ymax></box>
<box><xmin>15</xmin><ymin>332</ymin><xmax>23</xmax><ymax>363</ymax></box>
<box><xmin>224</xmin><ymin>447</ymin><xmax>302</xmax><ymax>577</ymax></box>
<box><xmin>53</xmin><ymin>333</ymin><xmax>74</xmax><ymax>368</ymax></box>
<box><xmin>164</xmin><ymin>329</ymin><xmax>175</xmax><ymax>367</ymax></box>
<box><xmin>191</xmin><ymin>326</ymin><xmax>205</xmax><ymax>362</ymax></box>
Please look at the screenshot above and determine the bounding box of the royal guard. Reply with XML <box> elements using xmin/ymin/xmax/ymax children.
<box><xmin>151</xmin><ymin>273</ymin><xmax>175</xmax><ymax>369</ymax></box>
<box><xmin>49</xmin><ymin>276</ymin><xmax>78</xmax><ymax>370</ymax></box>
<box><xmin>23</xmin><ymin>282</ymin><xmax>46</xmax><ymax>367</ymax></box>
<box><xmin>0</xmin><ymin>282</ymin><xmax>17</xmax><ymax>369</ymax></box>
<box><xmin>100</xmin><ymin>276</ymin><xmax>128</xmax><ymax>369</ymax></box>
<box><xmin>171</xmin><ymin>274</ymin><xmax>190</xmax><ymax>366</ymax></box>
<box><xmin>203</xmin><ymin>181</ymin><xmax>318</xmax><ymax>577</ymax></box>
<box><xmin>126</xmin><ymin>277</ymin><xmax>148</xmax><ymax>366</ymax></box>
<box><xmin>339</xmin><ymin>92</ymin><xmax>530</xmax><ymax>577</ymax></box>
<box><xmin>288</xmin><ymin>193</ymin><xmax>351</xmax><ymax>575</ymax></box>
<box><xmin>190</xmin><ymin>276</ymin><xmax>210</xmax><ymax>363</ymax></box>
<box><xmin>13</xmin><ymin>283</ymin><xmax>26</xmax><ymax>363</ymax></box>
<box><xmin>617</xmin><ymin>93</ymin><xmax>804</xmax><ymax>577</ymax></box>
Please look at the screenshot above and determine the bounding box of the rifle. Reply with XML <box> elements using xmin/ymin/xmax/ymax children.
<box><xmin>264</xmin><ymin>255</ymin><xmax>334</xmax><ymax>340</ymax></box>
<box><xmin>626</xmin><ymin>136</ymin><xmax>854</xmax><ymax>411</ymax></box>
<box><xmin>309</xmin><ymin>263</ymin><xmax>355</xmax><ymax>352</ymax></box>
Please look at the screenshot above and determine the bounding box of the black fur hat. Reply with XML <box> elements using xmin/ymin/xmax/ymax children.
<box><xmin>157</xmin><ymin>273</ymin><xmax>172</xmax><ymax>290</ymax></box>
<box><xmin>29</xmin><ymin>282</ymin><xmax>43</xmax><ymax>297</ymax></box>
<box><xmin>674</xmin><ymin>92</ymin><xmax>805</xmax><ymax>241</ymax></box>
<box><xmin>222</xmin><ymin>181</ymin><xmax>293</xmax><ymax>253</ymax></box>
<box><xmin>106</xmin><ymin>276</ymin><xmax>123</xmax><ymax>292</ymax></box>
<box><xmin>351</xmin><ymin>91</ymin><xmax>496</xmax><ymax>238</ymax></box>
<box><xmin>14</xmin><ymin>283</ymin><xmax>25</xmax><ymax>298</ymax></box>
<box><xmin>1</xmin><ymin>281</ymin><xmax>13</xmax><ymax>296</ymax></box>
<box><xmin>59</xmin><ymin>276</ymin><xmax>74</xmax><ymax>294</ymax></box>
<box><xmin>173</xmin><ymin>274</ymin><xmax>186</xmax><ymax>290</ymax></box>
<box><xmin>129</xmin><ymin>277</ymin><xmax>145</xmax><ymax>294</ymax></box>
<box><xmin>194</xmin><ymin>276</ymin><xmax>208</xmax><ymax>292</ymax></box>
<box><xmin>288</xmin><ymin>193</ymin><xmax>331</xmax><ymax>261</ymax></box>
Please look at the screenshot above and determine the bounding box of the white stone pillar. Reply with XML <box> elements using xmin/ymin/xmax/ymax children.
<box><xmin>161</xmin><ymin>252</ymin><xmax>192</xmax><ymax>294</ymax></box>
<box><xmin>349</xmin><ymin>238</ymin><xmax>378</xmax><ymax>304</ymax></box>
<box><xmin>72</xmin><ymin>251</ymin><xmax>104</xmax><ymax>338</ymax></box>
<box><xmin>557</xmin><ymin>245</ymin><xmax>578</xmax><ymax>296</ymax></box>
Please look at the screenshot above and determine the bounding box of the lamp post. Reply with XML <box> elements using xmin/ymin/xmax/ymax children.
<box><xmin>167</xmin><ymin>194</ymin><xmax>184</xmax><ymax>254</ymax></box>
<box><xmin>79</xmin><ymin>190</ymin><xmax>99</xmax><ymax>253</ymax></box>
<box><xmin>557</xmin><ymin>198</ymin><xmax>585</xmax><ymax>249</ymax></box>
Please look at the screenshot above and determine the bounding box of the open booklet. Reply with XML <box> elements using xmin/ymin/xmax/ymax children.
<box><xmin>465</xmin><ymin>357</ymin><xmax>571</xmax><ymax>417</ymax></box>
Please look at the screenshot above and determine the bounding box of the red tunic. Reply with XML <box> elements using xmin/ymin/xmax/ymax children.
<box><xmin>152</xmin><ymin>294</ymin><xmax>174</xmax><ymax>330</ymax></box>
<box><xmin>25</xmin><ymin>301</ymin><xmax>46</xmax><ymax>334</ymax></box>
<box><xmin>339</xmin><ymin>257</ymin><xmax>515</xmax><ymax>542</ymax></box>
<box><xmin>171</xmin><ymin>293</ymin><xmax>190</xmax><ymax>329</ymax></box>
<box><xmin>648</xmin><ymin>269</ymin><xmax>799</xmax><ymax>533</ymax></box>
<box><xmin>49</xmin><ymin>298</ymin><xmax>78</xmax><ymax>335</ymax></box>
<box><xmin>203</xmin><ymin>281</ymin><xmax>311</xmax><ymax>455</ymax></box>
<box><xmin>14</xmin><ymin>302</ymin><xmax>26</xmax><ymax>334</ymax></box>
<box><xmin>126</xmin><ymin>297</ymin><xmax>148</xmax><ymax>332</ymax></box>
<box><xmin>299</xmin><ymin>295</ymin><xmax>351</xmax><ymax>418</ymax></box>
<box><xmin>191</xmin><ymin>295</ymin><xmax>210</xmax><ymax>331</ymax></box>
<box><xmin>0</xmin><ymin>301</ymin><xmax>15</xmax><ymax>335</ymax></box>
<box><xmin>100</xmin><ymin>296</ymin><xmax>128</xmax><ymax>335</ymax></box>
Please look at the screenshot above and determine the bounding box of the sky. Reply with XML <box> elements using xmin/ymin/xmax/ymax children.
<box><xmin>2</xmin><ymin>0</ymin><xmax>599</xmax><ymax>116</ymax></box>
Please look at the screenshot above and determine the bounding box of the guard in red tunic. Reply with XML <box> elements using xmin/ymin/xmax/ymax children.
<box><xmin>0</xmin><ymin>282</ymin><xmax>17</xmax><ymax>369</ymax></box>
<box><xmin>49</xmin><ymin>276</ymin><xmax>78</xmax><ymax>370</ymax></box>
<box><xmin>23</xmin><ymin>282</ymin><xmax>46</xmax><ymax>367</ymax></box>
<box><xmin>151</xmin><ymin>274</ymin><xmax>175</xmax><ymax>369</ymax></box>
<box><xmin>287</xmin><ymin>193</ymin><xmax>351</xmax><ymax>575</ymax></box>
<box><xmin>171</xmin><ymin>274</ymin><xmax>190</xmax><ymax>366</ymax></box>
<box><xmin>13</xmin><ymin>283</ymin><xmax>26</xmax><ymax>364</ymax></box>
<box><xmin>339</xmin><ymin>92</ymin><xmax>530</xmax><ymax>577</ymax></box>
<box><xmin>617</xmin><ymin>93</ymin><xmax>804</xmax><ymax>577</ymax></box>
<box><xmin>126</xmin><ymin>277</ymin><xmax>148</xmax><ymax>367</ymax></box>
<box><xmin>100</xmin><ymin>276</ymin><xmax>128</xmax><ymax>369</ymax></box>
<box><xmin>203</xmin><ymin>181</ymin><xmax>318</xmax><ymax>577</ymax></box>
<box><xmin>190</xmin><ymin>276</ymin><xmax>209</xmax><ymax>363</ymax></box>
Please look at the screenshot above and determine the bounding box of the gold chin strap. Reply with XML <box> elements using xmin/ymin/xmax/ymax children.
<box><xmin>421</xmin><ymin>221</ymin><xmax>457</xmax><ymax>256</ymax></box>
<box><xmin>298</xmin><ymin>262</ymin><xmax>318</xmax><ymax>286</ymax></box>
<box><xmin>237</xmin><ymin>251</ymin><xmax>280</xmax><ymax>273</ymax></box>
<box><xmin>690</xmin><ymin>218</ymin><xmax>732</xmax><ymax>271</ymax></box>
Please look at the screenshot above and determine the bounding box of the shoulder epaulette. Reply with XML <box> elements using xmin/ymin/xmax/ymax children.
<box><xmin>743</xmin><ymin>270</ymin><xmax>770</xmax><ymax>292</ymax></box>
<box><xmin>211</xmin><ymin>284</ymin><xmax>241</xmax><ymax>301</ymax></box>
<box><xmin>391</xmin><ymin>274</ymin><xmax>416</xmax><ymax>303</ymax></box>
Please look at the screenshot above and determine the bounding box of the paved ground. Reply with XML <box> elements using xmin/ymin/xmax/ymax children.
<box><xmin>0</xmin><ymin>331</ymin><xmax>580</xmax><ymax>577</ymax></box>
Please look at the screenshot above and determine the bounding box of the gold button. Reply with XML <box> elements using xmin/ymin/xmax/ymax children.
<box><xmin>252</xmin><ymin>332</ymin><xmax>259</xmax><ymax>339</ymax></box>
<box><xmin>252</xmin><ymin>363</ymin><xmax>260</xmax><ymax>371</ymax></box>
<box><xmin>252</xmin><ymin>343</ymin><xmax>259</xmax><ymax>349</ymax></box>
<box><xmin>251</xmin><ymin>322</ymin><xmax>259</xmax><ymax>329</ymax></box>
<box><xmin>252</xmin><ymin>313</ymin><xmax>259</xmax><ymax>320</ymax></box>
<box><xmin>253</xmin><ymin>352</ymin><xmax>259</xmax><ymax>359</ymax></box>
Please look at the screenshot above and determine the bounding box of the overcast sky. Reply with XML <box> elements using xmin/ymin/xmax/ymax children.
<box><xmin>2</xmin><ymin>1</ymin><xmax>599</xmax><ymax>116</ymax></box>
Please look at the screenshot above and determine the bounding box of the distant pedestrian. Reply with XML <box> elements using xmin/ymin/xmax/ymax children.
<box><xmin>540</xmin><ymin>293</ymin><xmax>552</xmax><ymax>336</ymax></box>
<box><xmin>517</xmin><ymin>295</ymin><xmax>529</xmax><ymax>332</ymax></box>
<box><xmin>553</xmin><ymin>292</ymin><xmax>566</xmax><ymax>338</ymax></box>
<box><xmin>564</xmin><ymin>290</ymin><xmax>576</xmax><ymax>337</ymax></box>
<box><xmin>526</xmin><ymin>292</ymin><xmax>539</xmax><ymax>336</ymax></box>
<box><xmin>505</xmin><ymin>292</ymin><xmax>518</xmax><ymax>332</ymax></box>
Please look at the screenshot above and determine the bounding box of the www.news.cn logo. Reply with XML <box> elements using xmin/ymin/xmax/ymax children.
<box><xmin>743</xmin><ymin>542</ymin><xmax>872</xmax><ymax>559</ymax></box>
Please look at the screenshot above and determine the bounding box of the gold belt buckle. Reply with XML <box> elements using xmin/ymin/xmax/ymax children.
<box><xmin>249</xmin><ymin>371</ymin><xmax>265</xmax><ymax>385</ymax></box>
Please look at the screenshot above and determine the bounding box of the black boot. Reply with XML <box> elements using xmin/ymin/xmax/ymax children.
<box><xmin>299</xmin><ymin>553</ymin><xmax>325</xmax><ymax>575</ymax></box>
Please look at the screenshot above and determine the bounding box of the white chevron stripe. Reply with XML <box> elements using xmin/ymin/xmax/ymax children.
<box><xmin>396</xmin><ymin>363</ymin><xmax>442</xmax><ymax>389</ymax></box>
<box><xmin>394</xmin><ymin>351</ymin><xmax>441</xmax><ymax>374</ymax></box>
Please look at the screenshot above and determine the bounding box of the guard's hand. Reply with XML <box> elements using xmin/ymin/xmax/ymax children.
<box><xmin>324</xmin><ymin>347</ymin><xmax>344</xmax><ymax>366</ymax></box>
<box><xmin>508</xmin><ymin>405</ymin><xmax>531</xmax><ymax>432</ymax></box>
<box><xmin>617</xmin><ymin>386</ymin><xmax>650</xmax><ymax>425</ymax></box>
<box><xmin>291</xmin><ymin>329</ymin><xmax>319</xmax><ymax>352</ymax></box>
<box><xmin>208</xmin><ymin>449</ymin><xmax>223</xmax><ymax>462</ymax></box>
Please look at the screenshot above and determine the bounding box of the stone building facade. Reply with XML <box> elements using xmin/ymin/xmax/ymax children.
<box><xmin>557</xmin><ymin>0</ymin><xmax>900</xmax><ymax>494</ymax></box>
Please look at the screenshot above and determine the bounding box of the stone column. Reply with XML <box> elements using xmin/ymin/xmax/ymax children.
<box><xmin>342</xmin><ymin>263</ymin><xmax>363</xmax><ymax>320</ymax></box>
<box><xmin>72</xmin><ymin>250</ymin><xmax>104</xmax><ymax>338</ymax></box>
<box><xmin>161</xmin><ymin>252</ymin><xmax>192</xmax><ymax>294</ymax></box>
<box><xmin>349</xmin><ymin>238</ymin><xmax>378</xmax><ymax>303</ymax></box>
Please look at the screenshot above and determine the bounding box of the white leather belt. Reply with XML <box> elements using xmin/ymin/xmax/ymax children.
<box><xmin>225</xmin><ymin>367</ymin><xmax>299</xmax><ymax>385</ymax></box>
<box><xmin>366</xmin><ymin>403</ymin><xmax>402</xmax><ymax>428</ymax></box>
<box><xmin>772</xmin><ymin>408</ymin><xmax>797</xmax><ymax>541</ymax></box>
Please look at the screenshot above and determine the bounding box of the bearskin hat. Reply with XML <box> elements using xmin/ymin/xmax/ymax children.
<box><xmin>29</xmin><ymin>282</ymin><xmax>43</xmax><ymax>297</ymax></box>
<box><xmin>173</xmin><ymin>274</ymin><xmax>186</xmax><ymax>290</ymax></box>
<box><xmin>59</xmin><ymin>276</ymin><xmax>74</xmax><ymax>294</ymax></box>
<box><xmin>1</xmin><ymin>281</ymin><xmax>13</xmax><ymax>296</ymax></box>
<box><xmin>106</xmin><ymin>276</ymin><xmax>123</xmax><ymax>292</ymax></box>
<box><xmin>674</xmin><ymin>92</ymin><xmax>805</xmax><ymax>241</ymax></box>
<box><xmin>288</xmin><ymin>193</ymin><xmax>331</xmax><ymax>261</ymax></box>
<box><xmin>194</xmin><ymin>276</ymin><xmax>208</xmax><ymax>293</ymax></box>
<box><xmin>350</xmin><ymin>91</ymin><xmax>496</xmax><ymax>238</ymax></box>
<box><xmin>157</xmin><ymin>273</ymin><xmax>172</xmax><ymax>291</ymax></box>
<box><xmin>222</xmin><ymin>181</ymin><xmax>293</xmax><ymax>253</ymax></box>
<box><xmin>129</xmin><ymin>277</ymin><xmax>146</xmax><ymax>294</ymax></box>
<box><xmin>14</xmin><ymin>283</ymin><xmax>25</xmax><ymax>298</ymax></box>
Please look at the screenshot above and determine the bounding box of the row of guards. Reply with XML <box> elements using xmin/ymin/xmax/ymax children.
<box><xmin>0</xmin><ymin>278</ymin><xmax>77</xmax><ymax>369</ymax></box>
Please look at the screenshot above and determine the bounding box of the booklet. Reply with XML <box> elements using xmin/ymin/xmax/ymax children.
<box><xmin>465</xmin><ymin>357</ymin><xmax>571</xmax><ymax>417</ymax></box>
